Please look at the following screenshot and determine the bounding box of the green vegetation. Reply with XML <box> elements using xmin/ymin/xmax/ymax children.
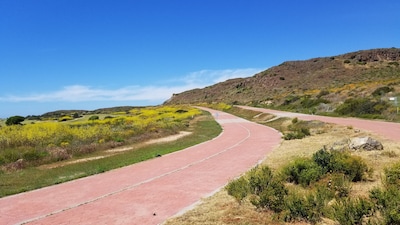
<box><xmin>0</xmin><ymin>109</ymin><xmax>222</xmax><ymax>197</ymax></box>
<box><xmin>334</xmin><ymin>97</ymin><xmax>389</xmax><ymax>118</ymax></box>
<box><xmin>282</xmin><ymin>118</ymin><xmax>311</xmax><ymax>140</ymax></box>
<box><xmin>282</xmin><ymin>158</ymin><xmax>324</xmax><ymax>186</ymax></box>
<box><xmin>226</xmin><ymin>165</ymin><xmax>288</xmax><ymax>213</ymax></box>
<box><xmin>226</xmin><ymin>148</ymin><xmax>381</xmax><ymax>224</ymax></box>
<box><xmin>370</xmin><ymin>162</ymin><xmax>400</xmax><ymax>224</ymax></box>
<box><xmin>5</xmin><ymin>115</ymin><xmax>25</xmax><ymax>126</ymax></box>
<box><xmin>88</xmin><ymin>115</ymin><xmax>100</xmax><ymax>121</ymax></box>
<box><xmin>372</xmin><ymin>86</ymin><xmax>395</xmax><ymax>97</ymax></box>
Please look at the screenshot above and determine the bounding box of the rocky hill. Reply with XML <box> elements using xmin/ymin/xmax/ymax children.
<box><xmin>165</xmin><ymin>48</ymin><xmax>400</xmax><ymax>119</ymax></box>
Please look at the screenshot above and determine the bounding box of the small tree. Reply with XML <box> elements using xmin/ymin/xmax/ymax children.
<box><xmin>6</xmin><ymin>115</ymin><xmax>25</xmax><ymax>126</ymax></box>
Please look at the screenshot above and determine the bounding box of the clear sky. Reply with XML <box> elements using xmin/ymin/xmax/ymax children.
<box><xmin>1</xmin><ymin>0</ymin><xmax>399</xmax><ymax>118</ymax></box>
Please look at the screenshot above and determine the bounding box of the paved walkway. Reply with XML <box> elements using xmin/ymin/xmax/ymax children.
<box><xmin>0</xmin><ymin>107</ymin><xmax>282</xmax><ymax>225</ymax></box>
<box><xmin>239</xmin><ymin>106</ymin><xmax>400</xmax><ymax>141</ymax></box>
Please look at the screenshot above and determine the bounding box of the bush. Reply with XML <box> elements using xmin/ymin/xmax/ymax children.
<box><xmin>330</xmin><ymin>173</ymin><xmax>351</xmax><ymax>198</ymax></box>
<box><xmin>226</xmin><ymin>165</ymin><xmax>288</xmax><ymax>212</ymax></box>
<box><xmin>22</xmin><ymin>149</ymin><xmax>48</xmax><ymax>161</ymax></box>
<box><xmin>300</xmin><ymin>96</ymin><xmax>330</xmax><ymax>108</ymax></box>
<box><xmin>370</xmin><ymin>162</ymin><xmax>400</xmax><ymax>224</ymax></box>
<box><xmin>312</xmin><ymin>149</ymin><xmax>370</xmax><ymax>182</ymax></box>
<box><xmin>335</xmin><ymin>97</ymin><xmax>389</xmax><ymax>117</ymax></box>
<box><xmin>249</xmin><ymin>168</ymin><xmax>288</xmax><ymax>212</ymax></box>
<box><xmin>283</xmin><ymin>131</ymin><xmax>308</xmax><ymax>140</ymax></box>
<box><xmin>58</xmin><ymin>116</ymin><xmax>73</xmax><ymax>122</ymax></box>
<box><xmin>88</xmin><ymin>115</ymin><xmax>100</xmax><ymax>121</ymax></box>
<box><xmin>372</xmin><ymin>86</ymin><xmax>394</xmax><ymax>97</ymax></box>
<box><xmin>283</xmin><ymin>120</ymin><xmax>311</xmax><ymax>140</ymax></box>
<box><xmin>282</xmin><ymin>158</ymin><xmax>324</xmax><ymax>186</ymax></box>
<box><xmin>330</xmin><ymin>198</ymin><xmax>374</xmax><ymax>225</ymax></box>
<box><xmin>226</xmin><ymin>176</ymin><xmax>250</xmax><ymax>203</ymax></box>
<box><xmin>284</xmin><ymin>188</ymin><xmax>329</xmax><ymax>224</ymax></box>
<box><xmin>312</xmin><ymin>148</ymin><xmax>333</xmax><ymax>173</ymax></box>
<box><xmin>331</xmin><ymin>152</ymin><xmax>369</xmax><ymax>182</ymax></box>
<box><xmin>282</xmin><ymin>95</ymin><xmax>300</xmax><ymax>106</ymax></box>
<box><xmin>383</xmin><ymin>162</ymin><xmax>400</xmax><ymax>187</ymax></box>
<box><xmin>370</xmin><ymin>186</ymin><xmax>400</xmax><ymax>224</ymax></box>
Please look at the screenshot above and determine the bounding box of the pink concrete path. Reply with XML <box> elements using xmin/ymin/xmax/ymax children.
<box><xmin>239</xmin><ymin>106</ymin><xmax>400</xmax><ymax>142</ymax></box>
<box><xmin>0</xmin><ymin>107</ymin><xmax>281</xmax><ymax>225</ymax></box>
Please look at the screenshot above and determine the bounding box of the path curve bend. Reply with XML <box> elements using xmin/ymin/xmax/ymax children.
<box><xmin>238</xmin><ymin>105</ymin><xmax>400</xmax><ymax>141</ymax></box>
<box><xmin>0</xmin><ymin>107</ymin><xmax>281</xmax><ymax>225</ymax></box>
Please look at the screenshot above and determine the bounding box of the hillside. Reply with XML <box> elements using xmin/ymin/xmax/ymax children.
<box><xmin>165</xmin><ymin>48</ymin><xmax>400</xmax><ymax>119</ymax></box>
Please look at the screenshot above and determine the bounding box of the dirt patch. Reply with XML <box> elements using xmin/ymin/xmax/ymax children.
<box><xmin>145</xmin><ymin>131</ymin><xmax>192</xmax><ymax>144</ymax></box>
<box><xmin>40</xmin><ymin>131</ymin><xmax>192</xmax><ymax>169</ymax></box>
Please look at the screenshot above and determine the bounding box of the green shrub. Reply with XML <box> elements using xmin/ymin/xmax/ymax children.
<box><xmin>388</xmin><ymin>61</ymin><xmax>399</xmax><ymax>66</ymax></box>
<box><xmin>370</xmin><ymin>185</ymin><xmax>400</xmax><ymax>224</ymax></box>
<box><xmin>372</xmin><ymin>86</ymin><xmax>394</xmax><ymax>97</ymax></box>
<box><xmin>330</xmin><ymin>197</ymin><xmax>374</xmax><ymax>225</ymax></box>
<box><xmin>370</xmin><ymin>162</ymin><xmax>400</xmax><ymax>224</ymax></box>
<box><xmin>282</xmin><ymin>158</ymin><xmax>324</xmax><ymax>186</ymax></box>
<box><xmin>312</xmin><ymin>149</ymin><xmax>370</xmax><ymax>182</ymax></box>
<box><xmin>88</xmin><ymin>115</ymin><xmax>100</xmax><ymax>121</ymax></box>
<box><xmin>283</xmin><ymin>127</ymin><xmax>311</xmax><ymax>140</ymax></box>
<box><xmin>284</xmin><ymin>188</ymin><xmax>329</xmax><ymax>224</ymax></box>
<box><xmin>312</xmin><ymin>148</ymin><xmax>333</xmax><ymax>173</ymax></box>
<box><xmin>283</xmin><ymin>121</ymin><xmax>311</xmax><ymax>140</ymax></box>
<box><xmin>226</xmin><ymin>165</ymin><xmax>288</xmax><ymax>212</ymax></box>
<box><xmin>0</xmin><ymin>148</ymin><xmax>21</xmax><ymax>165</ymax></box>
<box><xmin>58</xmin><ymin>116</ymin><xmax>73</xmax><ymax>122</ymax></box>
<box><xmin>282</xmin><ymin>95</ymin><xmax>300</xmax><ymax>106</ymax></box>
<box><xmin>22</xmin><ymin>149</ymin><xmax>48</xmax><ymax>161</ymax></box>
<box><xmin>330</xmin><ymin>151</ymin><xmax>369</xmax><ymax>182</ymax></box>
<box><xmin>247</xmin><ymin>166</ymin><xmax>288</xmax><ymax>212</ymax></box>
<box><xmin>383</xmin><ymin>162</ymin><xmax>400</xmax><ymax>187</ymax></box>
<box><xmin>300</xmin><ymin>96</ymin><xmax>330</xmax><ymax>108</ymax></box>
<box><xmin>283</xmin><ymin>131</ymin><xmax>308</xmax><ymax>140</ymax></box>
<box><xmin>335</xmin><ymin>97</ymin><xmax>389</xmax><ymax>117</ymax></box>
<box><xmin>226</xmin><ymin>176</ymin><xmax>250</xmax><ymax>203</ymax></box>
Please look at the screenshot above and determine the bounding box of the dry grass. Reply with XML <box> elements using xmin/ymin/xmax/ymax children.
<box><xmin>164</xmin><ymin>122</ymin><xmax>400</xmax><ymax>225</ymax></box>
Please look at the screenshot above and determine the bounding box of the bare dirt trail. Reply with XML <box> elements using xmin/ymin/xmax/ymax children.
<box><xmin>238</xmin><ymin>105</ymin><xmax>400</xmax><ymax>141</ymax></box>
<box><xmin>0</xmin><ymin>107</ymin><xmax>281</xmax><ymax>225</ymax></box>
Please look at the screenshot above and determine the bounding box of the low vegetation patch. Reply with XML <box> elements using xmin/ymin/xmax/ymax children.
<box><xmin>282</xmin><ymin>118</ymin><xmax>311</xmax><ymax>140</ymax></box>
<box><xmin>225</xmin><ymin>148</ymin><xmax>377</xmax><ymax>224</ymax></box>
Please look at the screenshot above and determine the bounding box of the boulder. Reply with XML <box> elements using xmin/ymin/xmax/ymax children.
<box><xmin>349</xmin><ymin>137</ymin><xmax>383</xmax><ymax>151</ymax></box>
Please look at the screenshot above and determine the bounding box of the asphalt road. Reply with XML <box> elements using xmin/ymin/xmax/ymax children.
<box><xmin>0</xmin><ymin>107</ymin><xmax>282</xmax><ymax>225</ymax></box>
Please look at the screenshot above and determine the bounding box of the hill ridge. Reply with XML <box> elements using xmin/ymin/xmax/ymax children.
<box><xmin>165</xmin><ymin>48</ymin><xmax>400</xmax><ymax>117</ymax></box>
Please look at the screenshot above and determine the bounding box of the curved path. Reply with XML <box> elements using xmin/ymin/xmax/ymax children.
<box><xmin>0</xmin><ymin>108</ymin><xmax>281</xmax><ymax>225</ymax></box>
<box><xmin>239</xmin><ymin>106</ymin><xmax>400</xmax><ymax>141</ymax></box>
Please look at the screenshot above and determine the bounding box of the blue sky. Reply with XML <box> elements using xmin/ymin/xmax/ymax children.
<box><xmin>1</xmin><ymin>0</ymin><xmax>399</xmax><ymax>118</ymax></box>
